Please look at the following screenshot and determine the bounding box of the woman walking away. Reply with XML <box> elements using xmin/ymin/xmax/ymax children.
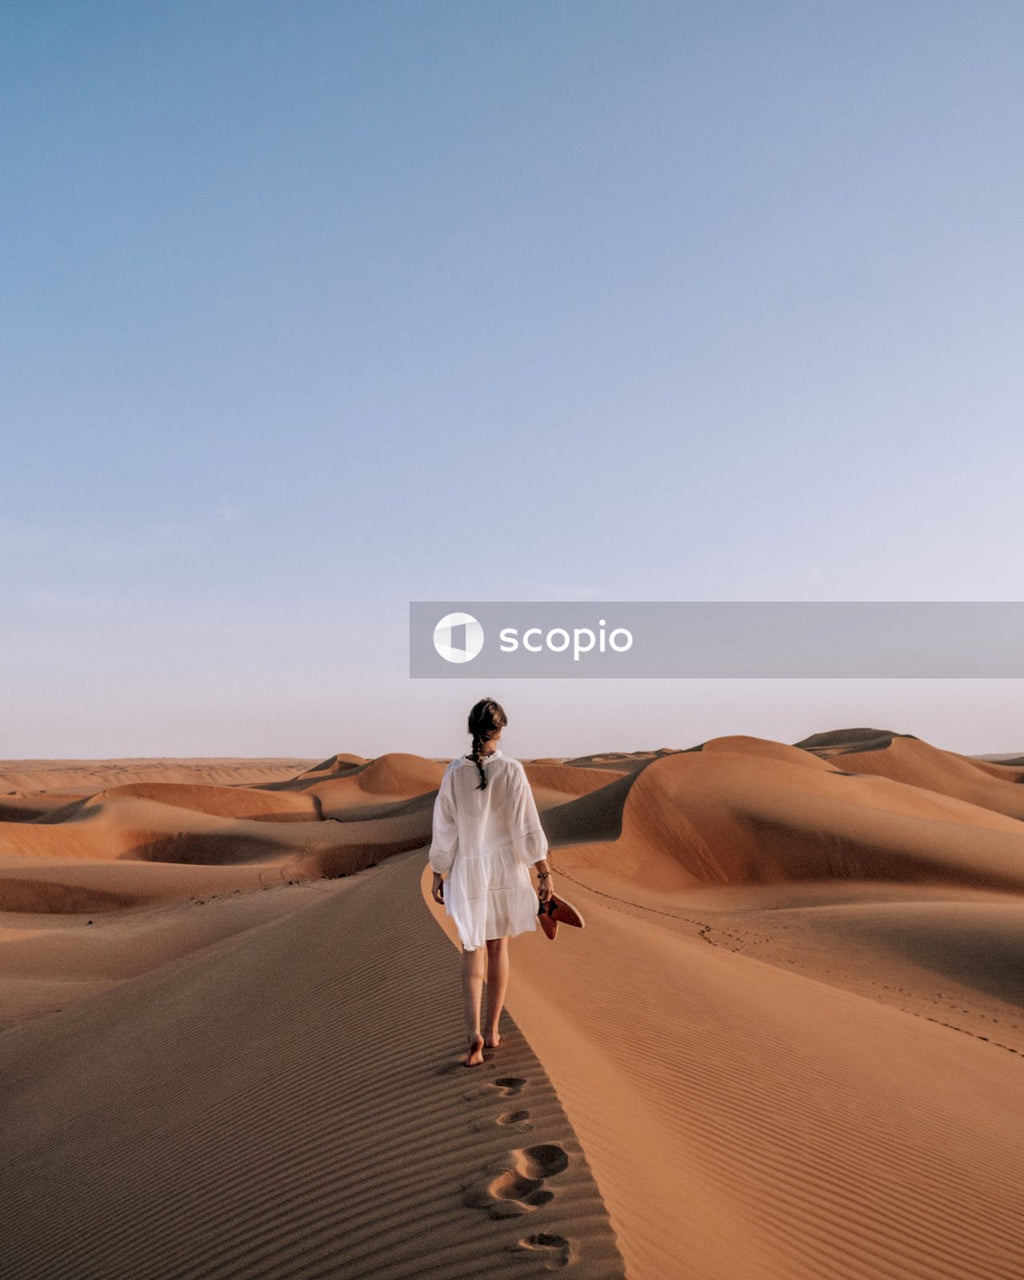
<box><xmin>429</xmin><ymin>697</ymin><xmax>553</xmax><ymax>1066</ymax></box>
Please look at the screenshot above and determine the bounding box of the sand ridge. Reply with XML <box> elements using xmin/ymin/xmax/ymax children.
<box><xmin>0</xmin><ymin>850</ymin><xmax>624</xmax><ymax>1279</ymax></box>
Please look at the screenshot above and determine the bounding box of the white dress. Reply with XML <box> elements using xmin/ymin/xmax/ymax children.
<box><xmin>428</xmin><ymin>748</ymin><xmax>549</xmax><ymax>952</ymax></box>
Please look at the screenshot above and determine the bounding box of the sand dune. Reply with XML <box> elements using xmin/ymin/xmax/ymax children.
<box><xmin>799</xmin><ymin>729</ymin><xmax>1024</xmax><ymax>817</ymax></box>
<box><xmin>293</xmin><ymin>750</ymin><xmax>370</xmax><ymax>780</ymax></box>
<box><xmin>535</xmin><ymin>770</ymin><xmax>636</xmax><ymax>847</ymax></box>
<box><xmin>0</xmin><ymin>793</ymin><xmax>85</xmax><ymax>821</ymax></box>
<box><xmin>0</xmin><ymin>753</ymin><xmax>449</xmax><ymax>892</ymax></box>
<box><xmin>0</xmin><ymin>758</ymin><xmax>317</xmax><ymax>794</ymax></box>
<box><xmin>337</xmin><ymin>751</ymin><xmax>447</xmax><ymax>796</ymax></box>
<box><xmin>0</xmin><ymin>851</ymin><xmax>624</xmax><ymax>1279</ymax></box>
<box><xmin>520</xmin><ymin>761</ymin><xmax>631</xmax><ymax>812</ymax></box>
<box><xmin>492</xmin><ymin>872</ymin><xmax>1024</xmax><ymax>1280</ymax></box>
<box><xmin>3</xmin><ymin>731</ymin><xmax>1024</xmax><ymax>1279</ymax></box>
<box><xmin>93</xmin><ymin>781</ymin><xmax>322</xmax><ymax>821</ymax></box>
<box><xmin>975</xmin><ymin>751</ymin><xmax>1024</xmax><ymax>767</ymax></box>
<box><xmin>303</xmin><ymin>753</ymin><xmax>445</xmax><ymax>819</ymax></box>
<box><xmin>564</xmin><ymin>747</ymin><xmax>681</xmax><ymax>771</ymax></box>
<box><xmin>701</xmin><ymin>732</ymin><xmax>839</xmax><ymax>769</ymax></box>
<box><xmin>558</xmin><ymin>741</ymin><xmax>1024</xmax><ymax>892</ymax></box>
<box><xmin>0</xmin><ymin>799</ymin><xmax>431</xmax><ymax>877</ymax></box>
<box><xmin>1</xmin><ymin>794</ymin><xmax>313</xmax><ymax>864</ymax></box>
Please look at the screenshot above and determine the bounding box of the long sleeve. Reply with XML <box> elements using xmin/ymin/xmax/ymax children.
<box><xmin>509</xmin><ymin>761</ymin><xmax>548</xmax><ymax>866</ymax></box>
<box><xmin>428</xmin><ymin>766</ymin><xmax>459</xmax><ymax>874</ymax></box>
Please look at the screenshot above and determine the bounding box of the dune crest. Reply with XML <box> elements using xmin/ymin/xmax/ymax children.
<box><xmin>556</xmin><ymin>747</ymin><xmax>1024</xmax><ymax>892</ymax></box>
<box><xmin>801</xmin><ymin>732</ymin><xmax>1024</xmax><ymax>817</ymax></box>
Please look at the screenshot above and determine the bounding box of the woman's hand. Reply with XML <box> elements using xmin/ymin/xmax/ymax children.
<box><xmin>431</xmin><ymin>872</ymin><xmax>445</xmax><ymax>904</ymax></box>
<box><xmin>537</xmin><ymin>871</ymin><xmax>553</xmax><ymax>904</ymax></box>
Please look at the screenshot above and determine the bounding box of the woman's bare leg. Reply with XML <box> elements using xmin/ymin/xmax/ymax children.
<box><xmin>484</xmin><ymin>937</ymin><xmax>509</xmax><ymax>1048</ymax></box>
<box><xmin>461</xmin><ymin>947</ymin><xmax>486</xmax><ymax>1066</ymax></box>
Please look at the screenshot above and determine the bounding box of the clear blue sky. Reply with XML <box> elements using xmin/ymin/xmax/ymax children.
<box><xmin>3</xmin><ymin>1</ymin><xmax>1024</xmax><ymax>760</ymax></box>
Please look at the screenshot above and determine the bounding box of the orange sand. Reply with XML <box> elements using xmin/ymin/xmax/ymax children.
<box><xmin>2</xmin><ymin>730</ymin><xmax>1023</xmax><ymax>1278</ymax></box>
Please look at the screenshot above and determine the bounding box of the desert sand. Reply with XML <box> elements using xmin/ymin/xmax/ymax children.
<box><xmin>2</xmin><ymin>729</ymin><xmax>1024</xmax><ymax>1278</ymax></box>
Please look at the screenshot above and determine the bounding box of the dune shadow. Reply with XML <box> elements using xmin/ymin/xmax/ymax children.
<box><xmin>541</xmin><ymin>768</ymin><xmax>647</xmax><ymax>846</ymax></box>
<box><xmin>854</xmin><ymin>912</ymin><xmax>1024</xmax><ymax>1006</ymax></box>
<box><xmin>126</xmin><ymin>833</ymin><xmax>288</xmax><ymax>866</ymax></box>
<box><xmin>316</xmin><ymin>836</ymin><xmax>431</xmax><ymax>879</ymax></box>
<box><xmin>0</xmin><ymin>877</ymin><xmax>140</xmax><ymax>913</ymax></box>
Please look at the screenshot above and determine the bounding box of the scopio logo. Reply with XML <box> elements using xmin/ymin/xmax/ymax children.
<box><xmin>433</xmin><ymin>611</ymin><xmax>485</xmax><ymax>663</ymax></box>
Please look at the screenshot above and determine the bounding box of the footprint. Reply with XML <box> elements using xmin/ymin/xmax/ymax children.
<box><xmin>461</xmin><ymin>1173</ymin><xmax>541</xmax><ymax>1218</ymax></box>
<box><xmin>489</xmin><ymin>1169</ymin><xmax>553</xmax><ymax>1214</ymax></box>
<box><xmin>496</xmin><ymin>1110</ymin><xmax>531</xmax><ymax>1126</ymax></box>
<box><xmin>470</xmin><ymin>1110</ymin><xmax>531</xmax><ymax>1135</ymax></box>
<box><xmin>466</xmin><ymin>1076</ymin><xmax>526</xmax><ymax>1103</ymax></box>
<box><xmin>513</xmin><ymin>1233</ymin><xmax>572</xmax><ymax>1269</ymax></box>
<box><xmin>462</xmin><ymin>1144</ymin><xmax>569</xmax><ymax>1219</ymax></box>
<box><xmin>514</xmin><ymin>1144</ymin><xmax>569</xmax><ymax>1179</ymax></box>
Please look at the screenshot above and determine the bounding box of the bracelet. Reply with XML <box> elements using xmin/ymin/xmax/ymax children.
<box><xmin>537</xmin><ymin>872</ymin><xmax>551</xmax><ymax>879</ymax></box>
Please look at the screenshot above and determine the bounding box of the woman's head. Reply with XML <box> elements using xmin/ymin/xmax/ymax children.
<box><xmin>467</xmin><ymin>697</ymin><xmax>507</xmax><ymax>789</ymax></box>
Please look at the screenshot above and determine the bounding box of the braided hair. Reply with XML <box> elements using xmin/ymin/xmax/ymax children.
<box><xmin>467</xmin><ymin>697</ymin><xmax>508</xmax><ymax>790</ymax></box>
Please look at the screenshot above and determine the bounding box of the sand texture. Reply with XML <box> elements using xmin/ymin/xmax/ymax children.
<box><xmin>2</xmin><ymin>730</ymin><xmax>1024</xmax><ymax>1278</ymax></box>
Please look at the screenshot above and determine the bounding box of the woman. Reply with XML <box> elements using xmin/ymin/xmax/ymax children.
<box><xmin>429</xmin><ymin>697</ymin><xmax>553</xmax><ymax>1067</ymax></box>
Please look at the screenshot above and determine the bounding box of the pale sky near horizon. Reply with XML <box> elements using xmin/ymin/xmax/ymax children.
<box><xmin>4</xmin><ymin>1</ymin><xmax>1024</xmax><ymax>761</ymax></box>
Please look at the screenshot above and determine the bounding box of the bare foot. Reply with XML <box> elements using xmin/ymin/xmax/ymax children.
<box><xmin>464</xmin><ymin>1034</ymin><xmax>485</xmax><ymax>1067</ymax></box>
<box><xmin>485</xmin><ymin>1032</ymin><xmax>501</xmax><ymax>1049</ymax></box>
